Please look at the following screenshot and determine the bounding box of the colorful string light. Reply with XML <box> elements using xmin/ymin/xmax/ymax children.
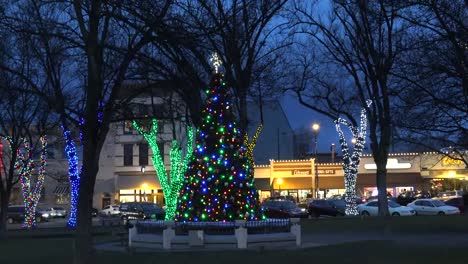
<box><xmin>175</xmin><ymin>73</ymin><xmax>263</xmax><ymax>222</ymax></box>
<box><xmin>15</xmin><ymin>136</ymin><xmax>47</xmax><ymax>229</ymax></box>
<box><xmin>335</xmin><ymin>100</ymin><xmax>371</xmax><ymax>215</ymax></box>
<box><xmin>133</xmin><ymin>119</ymin><xmax>194</xmax><ymax>220</ymax></box>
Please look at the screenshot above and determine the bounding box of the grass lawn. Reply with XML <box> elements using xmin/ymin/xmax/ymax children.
<box><xmin>1</xmin><ymin>216</ymin><xmax>468</xmax><ymax>264</ymax></box>
<box><xmin>1</xmin><ymin>237</ymin><xmax>468</xmax><ymax>264</ymax></box>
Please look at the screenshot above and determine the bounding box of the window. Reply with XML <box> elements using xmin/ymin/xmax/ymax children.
<box><xmin>123</xmin><ymin>121</ymin><xmax>133</xmax><ymax>134</ymax></box>
<box><xmin>422</xmin><ymin>201</ymin><xmax>433</xmax><ymax>207</ymax></box>
<box><xmin>367</xmin><ymin>202</ymin><xmax>378</xmax><ymax>207</ymax></box>
<box><xmin>415</xmin><ymin>201</ymin><xmax>423</xmax><ymax>206</ymax></box>
<box><xmin>123</xmin><ymin>144</ymin><xmax>133</xmax><ymax>166</ymax></box>
<box><xmin>139</xmin><ymin>143</ymin><xmax>148</xmax><ymax>166</ymax></box>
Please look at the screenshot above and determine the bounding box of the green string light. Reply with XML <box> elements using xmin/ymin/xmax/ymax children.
<box><xmin>133</xmin><ymin>119</ymin><xmax>194</xmax><ymax>220</ymax></box>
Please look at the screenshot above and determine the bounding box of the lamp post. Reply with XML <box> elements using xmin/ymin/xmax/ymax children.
<box><xmin>312</xmin><ymin>123</ymin><xmax>320</xmax><ymax>199</ymax></box>
<box><xmin>277</xmin><ymin>178</ymin><xmax>283</xmax><ymax>196</ymax></box>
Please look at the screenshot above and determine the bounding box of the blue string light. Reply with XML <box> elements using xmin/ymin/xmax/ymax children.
<box><xmin>62</xmin><ymin>127</ymin><xmax>80</xmax><ymax>228</ymax></box>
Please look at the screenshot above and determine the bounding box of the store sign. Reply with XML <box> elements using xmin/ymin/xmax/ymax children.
<box><xmin>318</xmin><ymin>169</ymin><xmax>335</xmax><ymax>174</ymax></box>
<box><xmin>364</xmin><ymin>158</ymin><xmax>411</xmax><ymax>170</ymax></box>
<box><xmin>442</xmin><ymin>157</ymin><xmax>463</xmax><ymax>166</ymax></box>
<box><xmin>292</xmin><ymin>170</ymin><xmax>311</xmax><ymax>175</ymax></box>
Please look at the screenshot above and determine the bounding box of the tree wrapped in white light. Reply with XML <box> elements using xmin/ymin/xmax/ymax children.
<box><xmin>335</xmin><ymin>100</ymin><xmax>371</xmax><ymax>215</ymax></box>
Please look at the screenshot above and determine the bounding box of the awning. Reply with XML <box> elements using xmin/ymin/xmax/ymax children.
<box><xmin>53</xmin><ymin>185</ymin><xmax>70</xmax><ymax>194</ymax></box>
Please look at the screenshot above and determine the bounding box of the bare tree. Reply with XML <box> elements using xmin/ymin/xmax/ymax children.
<box><xmin>0</xmin><ymin>76</ymin><xmax>50</xmax><ymax>237</ymax></box>
<box><xmin>1</xmin><ymin>1</ymin><xmax>174</xmax><ymax>262</ymax></box>
<box><xmin>290</xmin><ymin>0</ymin><xmax>410</xmax><ymax>216</ymax></box>
<box><xmin>393</xmin><ymin>0</ymin><xmax>468</xmax><ymax>166</ymax></box>
<box><xmin>167</xmin><ymin>0</ymin><xmax>289</xmax><ymax>132</ymax></box>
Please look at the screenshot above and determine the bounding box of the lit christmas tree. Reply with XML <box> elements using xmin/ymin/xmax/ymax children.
<box><xmin>335</xmin><ymin>100</ymin><xmax>371</xmax><ymax>215</ymax></box>
<box><xmin>175</xmin><ymin>54</ymin><xmax>263</xmax><ymax>222</ymax></box>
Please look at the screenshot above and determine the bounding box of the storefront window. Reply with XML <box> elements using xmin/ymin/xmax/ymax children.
<box><xmin>55</xmin><ymin>194</ymin><xmax>70</xmax><ymax>204</ymax></box>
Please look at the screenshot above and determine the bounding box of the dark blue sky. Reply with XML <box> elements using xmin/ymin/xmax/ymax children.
<box><xmin>281</xmin><ymin>92</ymin><xmax>342</xmax><ymax>153</ymax></box>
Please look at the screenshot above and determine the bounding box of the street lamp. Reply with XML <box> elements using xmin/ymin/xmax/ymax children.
<box><xmin>277</xmin><ymin>178</ymin><xmax>283</xmax><ymax>195</ymax></box>
<box><xmin>312</xmin><ymin>123</ymin><xmax>320</xmax><ymax>198</ymax></box>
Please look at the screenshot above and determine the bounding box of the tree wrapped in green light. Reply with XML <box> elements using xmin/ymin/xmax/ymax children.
<box><xmin>133</xmin><ymin>119</ymin><xmax>194</xmax><ymax>220</ymax></box>
<box><xmin>175</xmin><ymin>73</ymin><xmax>263</xmax><ymax>222</ymax></box>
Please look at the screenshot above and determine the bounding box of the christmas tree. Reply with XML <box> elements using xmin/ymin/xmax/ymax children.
<box><xmin>175</xmin><ymin>57</ymin><xmax>263</xmax><ymax>222</ymax></box>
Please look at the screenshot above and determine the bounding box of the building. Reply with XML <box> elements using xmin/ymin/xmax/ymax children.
<box><xmin>257</xmin><ymin>152</ymin><xmax>468</xmax><ymax>203</ymax></box>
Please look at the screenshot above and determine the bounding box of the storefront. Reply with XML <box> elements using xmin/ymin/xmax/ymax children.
<box><xmin>117</xmin><ymin>175</ymin><xmax>164</xmax><ymax>206</ymax></box>
<box><xmin>421</xmin><ymin>153</ymin><xmax>468</xmax><ymax>194</ymax></box>
<box><xmin>357</xmin><ymin>154</ymin><xmax>425</xmax><ymax>198</ymax></box>
<box><xmin>316</xmin><ymin>165</ymin><xmax>345</xmax><ymax>199</ymax></box>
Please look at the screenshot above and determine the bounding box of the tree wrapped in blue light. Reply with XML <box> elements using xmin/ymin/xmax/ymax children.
<box><xmin>62</xmin><ymin>127</ymin><xmax>80</xmax><ymax>228</ymax></box>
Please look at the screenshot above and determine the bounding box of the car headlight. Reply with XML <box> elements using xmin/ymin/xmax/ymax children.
<box><xmin>42</xmin><ymin>213</ymin><xmax>49</xmax><ymax>218</ymax></box>
<box><xmin>300</xmin><ymin>208</ymin><xmax>306</xmax><ymax>212</ymax></box>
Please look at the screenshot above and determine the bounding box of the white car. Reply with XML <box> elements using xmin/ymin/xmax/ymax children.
<box><xmin>407</xmin><ymin>199</ymin><xmax>460</xmax><ymax>215</ymax></box>
<box><xmin>435</xmin><ymin>191</ymin><xmax>464</xmax><ymax>202</ymax></box>
<box><xmin>100</xmin><ymin>205</ymin><xmax>120</xmax><ymax>216</ymax></box>
<box><xmin>358</xmin><ymin>201</ymin><xmax>415</xmax><ymax>216</ymax></box>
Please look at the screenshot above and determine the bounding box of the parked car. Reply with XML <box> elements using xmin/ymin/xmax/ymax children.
<box><xmin>358</xmin><ymin>201</ymin><xmax>415</xmax><ymax>216</ymax></box>
<box><xmin>7</xmin><ymin>206</ymin><xmax>45</xmax><ymax>224</ymax></box>
<box><xmin>445</xmin><ymin>197</ymin><xmax>465</xmax><ymax>213</ymax></box>
<box><xmin>91</xmin><ymin>208</ymin><xmax>98</xmax><ymax>217</ymax></box>
<box><xmin>435</xmin><ymin>191</ymin><xmax>464</xmax><ymax>202</ymax></box>
<box><xmin>36</xmin><ymin>208</ymin><xmax>52</xmax><ymax>220</ymax></box>
<box><xmin>100</xmin><ymin>205</ymin><xmax>120</xmax><ymax>216</ymax></box>
<box><xmin>261</xmin><ymin>200</ymin><xmax>308</xmax><ymax>219</ymax></box>
<box><xmin>397</xmin><ymin>191</ymin><xmax>432</xmax><ymax>206</ymax></box>
<box><xmin>308</xmin><ymin>199</ymin><xmax>345</xmax><ymax>217</ymax></box>
<box><xmin>364</xmin><ymin>193</ymin><xmax>393</xmax><ymax>203</ymax></box>
<box><xmin>265</xmin><ymin>195</ymin><xmax>297</xmax><ymax>203</ymax></box>
<box><xmin>41</xmin><ymin>207</ymin><xmax>67</xmax><ymax>218</ymax></box>
<box><xmin>407</xmin><ymin>199</ymin><xmax>460</xmax><ymax>215</ymax></box>
<box><xmin>119</xmin><ymin>202</ymin><xmax>165</xmax><ymax>222</ymax></box>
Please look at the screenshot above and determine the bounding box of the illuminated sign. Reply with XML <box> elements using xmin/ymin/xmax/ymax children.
<box><xmin>318</xmin><ymin>169</ymin><xmax>335</xmax><ymax>174</ymax></box>
<box><xmin>292</xmin><ymin>170</ymin><xmax>311</xmax><ymax>175</ymax></box>
<box><xmin>442</xmin><ymin>157</ymin><xmax>463</xmax><ymax>166</ymax></box>
<box><xmin>364</xmin><ymin>158</ymin><xmax>411</xmax><ymax>170</ymax></box>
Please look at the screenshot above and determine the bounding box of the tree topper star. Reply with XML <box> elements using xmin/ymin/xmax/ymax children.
<box><xmin>210</xmin><ymin>53</ymin><xmax>222</xmax><ymax>73</ymax></box>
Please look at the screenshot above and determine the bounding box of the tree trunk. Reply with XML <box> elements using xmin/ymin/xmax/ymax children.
<box><xmin>74</xmin><ymin>144</ymin><xmax>99</xmax><ymax>264</ymax></box>
<box><xmin>376</xmin><ymin>163</ymin><xmax>390</xmax><ymax>216</ymax></box>
<box><xmin>0</xmin><ymin>189</ymin><xmax>10</xmax><ymax>239</ymax></box>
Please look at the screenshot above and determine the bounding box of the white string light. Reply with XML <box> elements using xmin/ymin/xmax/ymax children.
<box><xmin>335</xmin><ymin>100</ymin><xmax>371</xmax><ymax>215</ymax></box>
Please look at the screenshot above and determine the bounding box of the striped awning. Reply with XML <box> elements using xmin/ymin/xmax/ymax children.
<box><xmin>53</xmin><ymin>185</ymin><xmax>70</xmax><ymax>194</ymax></box>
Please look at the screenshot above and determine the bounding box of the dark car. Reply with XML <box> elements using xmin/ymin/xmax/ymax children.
<box><xmin>119</xmin><ymin>202</ymin><xmax>165</xmax><ymax>222</ymax></box>
<box><xmin>308</xmin><ymin>199</ymin><xmax>345</xmax><ymax>217</ymax></box>
<box><xmin>397</xmin><ymin>191</ymin><xmax>432</xmax><ymax>206</ymax></box>
<box><xmin>261</xmin><ymin>200</ymin><xmax>308</xmax><ymax>219</ymax></box>
<box><xmin>91</xmin><ymin>208</ymin><xmax>98</xmax><ymax>217</ymax></box>
<box><xmin>265</xmin><ymin>195</ymin><xmax>297</xmax><ymax>203</ymax></box>
<box><xmin>445</xmin><ymin>197</ymin><xmax>465</xmax><ymax>213</ymax></box>
<box><xmin>7</xmin><ymin>206</ymin><xmax>44</xmax><ymax>224</ymax></box>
